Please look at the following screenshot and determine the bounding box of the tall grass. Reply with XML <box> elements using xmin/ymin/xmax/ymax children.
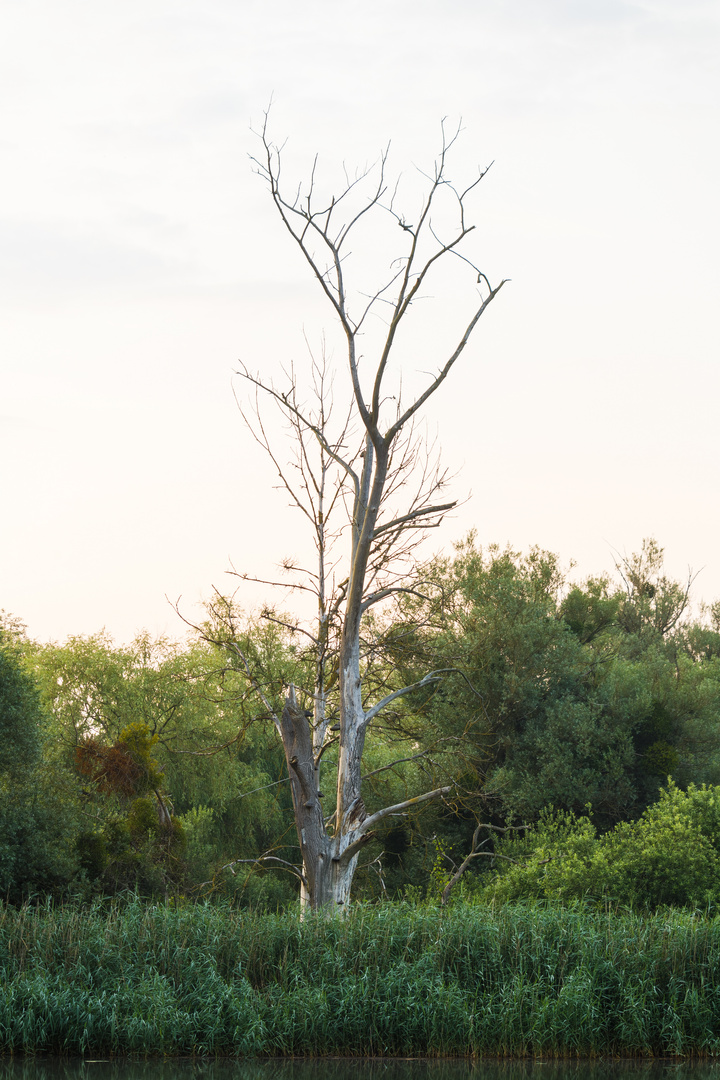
<box><xmin>1</xmin><ymin>898</ymin><xmax>720</xmax><ymax>1057</ymax></box>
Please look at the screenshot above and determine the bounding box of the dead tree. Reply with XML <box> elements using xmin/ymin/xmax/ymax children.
<box><xmin>216</xmin><ymin>115</ymin><xmax>505</xmax><ymax>911</ymax></box>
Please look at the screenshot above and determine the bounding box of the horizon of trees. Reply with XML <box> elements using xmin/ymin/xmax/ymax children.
<box><xmin>2</xmin><ymin>534</ymin><xmax>720</xmax><ymax>909</ymax></box>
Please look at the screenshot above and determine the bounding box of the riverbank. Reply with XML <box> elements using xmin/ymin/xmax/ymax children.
<box><xmin>1</xmin><ymin>900</ymin><xmax>719</xmax><ymax>1057</ymax></box>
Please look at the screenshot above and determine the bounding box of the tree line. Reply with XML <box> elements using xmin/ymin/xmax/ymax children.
<box><xmin>2</xmin><ymin>535</ymin><xmax>720</xmax><ymax>909</ymax></box>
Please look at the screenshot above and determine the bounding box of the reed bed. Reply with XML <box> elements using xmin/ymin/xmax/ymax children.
<box><xmin>1</xmin><ymin>899</ymin><xmax>720</xmax><ymax>1058</ymax></box>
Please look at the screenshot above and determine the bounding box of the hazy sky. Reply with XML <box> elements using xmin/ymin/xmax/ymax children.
<box><xmin>2</xmin><ymin>0</ymin><xmax>719</xmax><ymax>644</ymax></box>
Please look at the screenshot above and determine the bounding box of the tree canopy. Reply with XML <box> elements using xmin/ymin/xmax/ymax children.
<box><xmin>2</xmin><ymin>535</ymin><xmax>719</xmax><ymax>909</ymax></box>
<box><xmin>0</xmin><ymin>623</ymin><xmax>79</xmax><ymax>900</ymax></box>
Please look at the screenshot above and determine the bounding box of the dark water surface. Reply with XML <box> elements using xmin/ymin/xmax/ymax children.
<box><xmin>2</xmin><ymin>1060</ymin><xmax>720</xmax><ymax>1080</ymax></box>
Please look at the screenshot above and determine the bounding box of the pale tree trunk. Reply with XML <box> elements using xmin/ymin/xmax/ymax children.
<box><xmin>280</xmin><ymin>688</ymin><xmax>359</xmax><ymax>911</ymax></box>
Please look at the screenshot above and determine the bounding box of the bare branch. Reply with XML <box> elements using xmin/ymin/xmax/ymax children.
<box><xmin>260</xmin><ymin>611</ymin><xmax>320</xmax><ymax>647</ymax></box>
<box><xmin>386</xmin><ymin>280</ymin><xmax>507</xmax><ymax>441</ymax></box>
<box><xmin>441</xmin><ymin>821</ymin><xmax>531</xmax><ymax>905</ymax></box>
<box><xmin>344</xmin><ymin>785</ymin><xmax>452</xmax><ymax>859</ymax></box>
<box><xmin>363</xmin><ymin>667</ymin><xmax>464</xmax><ymax>724</ymax></box>
<box><xmin>227</xmin><ymin>566</ymin><xmax>319</xmax><ymax>598</ymax></box>
<box><xmin>362</xmin><ymin>750</ymin><xmax>430</xmax><ymax>781</ymax></box>
<box><xmin>224</xmin><ymin>853</ymin><xmax>308</xmax><ymax>888</ymax></box>
<box><xmin>360</xmin><ymin>585</ymin><xmax>434</xmax><ymax>614</ymax></box>
<box><xmin>373</xmin><ymin>501</ymin><xmax>458</xmax><ymax>539</ymax></box>
<box><xmin>235</xmin><ymin>363</ymin><xmax>360</xmax><ymax>495</ymax></box>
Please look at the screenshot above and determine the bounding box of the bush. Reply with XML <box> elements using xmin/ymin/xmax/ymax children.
<box><xmin>484</xmin><ymin>782</ymin><xmax>720</xmax><ymax>909</ymax></box>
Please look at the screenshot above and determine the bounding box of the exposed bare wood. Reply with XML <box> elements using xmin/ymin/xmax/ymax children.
<box><xmin>361</xmin><ymin>750</ymin><xmax>431</xmax><ymax>781</ymax></box>
<box><xmin>440</xmin><ymin>821</ymin><xmax>531</xmax><ymax>905</ymax></box>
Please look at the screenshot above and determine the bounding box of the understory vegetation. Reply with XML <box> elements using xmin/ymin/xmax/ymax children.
<box><xmin>2</xmin><ymin>899</ymin><xmax>720</xmax><ymax>1057</ymax></box>
<box><xmin>2</xmin><ymin>537</ymin><xmax>720</xmax><ymax>910</ymax></box>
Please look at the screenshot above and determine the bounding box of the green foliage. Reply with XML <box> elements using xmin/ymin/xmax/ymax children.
<box><xmin>484</xmin><ymin>782</ymin><xmax>720</xmax><ymax>910</ymax></box>
<box><xmin>176</xmin><ymin>805</ymin><xmax>216</xmax><ymax>883</ymax></box>
<box><xmin>559</xmin><ymin>578</ymin><xmax>621</xmax><ymax>643</ymax></box>
<box><xmin>427</xmin><ymin>836</ymin><xmax>452</xmax><ymax>900</ymax></box>
<box><xmin>615</xmin><ymin>537</ymin><xmax>693</xmax><ymax>638</ymax></box>
<box><xmin>72</xmin><ymin>722</ymin><xmax>187</xmax><ymax>898</ymax></box>
<box><xmin>127</xmin><ymin>795</ymin><xmax>162</xmax><ymax>835</ymax></box>
<box><xmin>0</xmin><ymin>627</ymin><xmax>79</xmax><ymax>900</ymax></box>
<box><xmin>0</xmin><ymin>629</ymin><xmax>42</xmax><ymax>773</ymax></box>
<box><xmin>30</xmin><ymin>627</ymin><xmax>300</xmax><ymax>905</ymax></box>
<box><xmin>6</xmin><ymin>532</ymin><xmax>720</xmax><ymax>908</ymax></box>
<box><xmin>684</xmin><ymin>624</ymin><xmax>720</xmax><ymax>662</ymax></box>
<box><xmin>396</xmin><ymin>536</ymin><xmax>720</xmax><ymax>833</ymax></box>
<box><xmin>75</xmin><ymin>831</ymin><xmax>108</xmax><ymax>879</ymax></box>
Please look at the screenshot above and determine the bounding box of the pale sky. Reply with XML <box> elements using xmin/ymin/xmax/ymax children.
<box><xmin>2</xmin><ymin>0</ymin><xmax>719</xmax><ymax>644</ymax></box>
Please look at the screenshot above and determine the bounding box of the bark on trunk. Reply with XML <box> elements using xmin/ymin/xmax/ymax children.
<box><xmin>279</xmin><ymin>689</ymin><xmax>355</xmax><ymax>911</ymax></box>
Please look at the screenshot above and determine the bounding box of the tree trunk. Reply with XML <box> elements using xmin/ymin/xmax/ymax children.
<box><xmin>280</xmin><ymin>688</ymin><xmax>361</xmax><ymax>912</ymax></box>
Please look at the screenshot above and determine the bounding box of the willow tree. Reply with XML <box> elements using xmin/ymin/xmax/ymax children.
<box><xmin>213</xmin><ymin>116</ymin><xmax>505</xmax><ymax>911</ymax></box>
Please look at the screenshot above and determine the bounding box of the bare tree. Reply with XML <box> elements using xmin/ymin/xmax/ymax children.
<box><xmin>208</xmin><ymin>114</ymin><xmax>506</xmax><ymax>911</ymax></box>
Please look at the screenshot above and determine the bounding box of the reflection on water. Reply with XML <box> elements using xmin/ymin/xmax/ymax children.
<box><xmin>1</xmin><ymin>1060</ymin><xmax>720</xmax><ymax>1080</ymax></box>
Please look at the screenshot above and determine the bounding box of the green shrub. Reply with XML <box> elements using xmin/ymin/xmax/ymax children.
<box><xmin>485</xmin><ymin>782</ymin><xmax>720</xmax><ymax>909</ymax></box>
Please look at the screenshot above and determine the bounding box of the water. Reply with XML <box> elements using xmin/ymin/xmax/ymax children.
<box><xmin>1</xmin><ymin>1060</ymin><xmax>719</xmax><ymax>1080</ymax></box>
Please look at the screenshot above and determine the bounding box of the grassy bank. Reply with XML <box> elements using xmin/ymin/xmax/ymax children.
<box><xmin>1</xmin><ymin>899</ymin><xmax>720</xmax><ymax>1058</ymax></box>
